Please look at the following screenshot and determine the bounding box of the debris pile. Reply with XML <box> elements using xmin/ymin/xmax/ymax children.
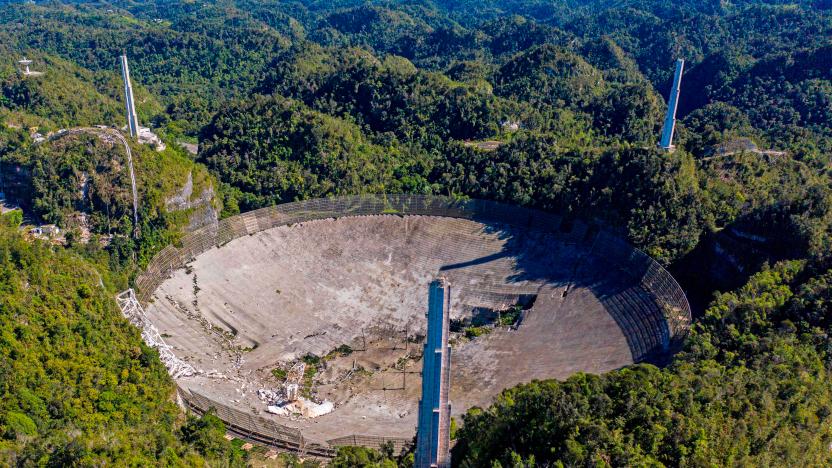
<box><xmin>263</xmin><ymin>393</ymin><xmax>335</xmax><ymax>419</ymax></box>
<box><xmin>116</xmin><ymin>289</ymin><xmax>197</xmax><ymax>378</ymax></box>
<box><xmin>256</xmin><ymin>362</ymin><xmax>334</xmax><ymax>418</ymax></box>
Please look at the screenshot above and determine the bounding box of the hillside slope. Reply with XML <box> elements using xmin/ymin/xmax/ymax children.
<box><xmin>0</xmin><ymin>216</ymin><xmax>244</xmax><ymax>465</ymax></box>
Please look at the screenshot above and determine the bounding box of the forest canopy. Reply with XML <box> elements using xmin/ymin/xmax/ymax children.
<box><xmin>0</xmin><ymin>0</ymin><xmax>831</xmax><ymax>465</ymax></box>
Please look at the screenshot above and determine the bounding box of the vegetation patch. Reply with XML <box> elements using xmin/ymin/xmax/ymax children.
<box><xmin>324</xmin><ymin>344</ymin><xmax>354</xmax><ymax>361</ymax></box>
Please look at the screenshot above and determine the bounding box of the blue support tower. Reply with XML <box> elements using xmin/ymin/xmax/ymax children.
<box><xmin>659</xmin><ymin>59</ymin><xmax>685</xmax><ymax>151</ymax></box>
<box><xmin>415</xmin><ymin>279</ymin><xmax>452</xmax><ymax>468</ymax></box>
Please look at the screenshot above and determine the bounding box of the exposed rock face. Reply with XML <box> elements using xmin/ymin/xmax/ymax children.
<box><xmin>708</xmin><ymin>138</ymin><xmax>787</xmax><ymax>159</ymax></box>
<box><xmin>165</xmin><ymin>171</ymin><xmax>218</xmax><ymax>231</ymax></box>
<box><xmin>165</xmin><ymin>171</ymin><xmax>194</xmax><ymax>211</ymax></box>
<box><xmin>178</xmin><ymin>141</ymin><xmax>198</xmax><ymax>155</ymax></box>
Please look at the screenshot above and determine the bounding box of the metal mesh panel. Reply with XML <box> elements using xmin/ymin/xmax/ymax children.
<box><xmin>327</xmin><ymin>435</ymin><xmax>413</xmax><ymax>454</ymax></box>
<box><xmin>179</xmin><ymin>387</ymin><xmax>325</xmax><ymax>453</ymax></box>
<box><xmin>219</xmin><ymin>216</ymin><xmax>248</xmax><ymax>245</ymax></box>
<box><xmin>135</xmin><ymin>195</ymin><xmax>692</xmax><ymax>454</ymax></box>
<box><xmin>528</xmin><ymin>211</ymin><xmax>562</xmax><ymax>232</ymax></box>
<box><xmin>137</xmin><ymin>194</ymin><xmax>691</xmax><ymax>336</ymax></box>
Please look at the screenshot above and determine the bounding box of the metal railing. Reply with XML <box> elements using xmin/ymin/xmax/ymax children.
<box><xmin>180</xmin><ymin>387</ymin><xmax>334</xmax><ymax>457</ymax></box>
<box><xmin>179</xmin><ymin>387</ymin><xmax>413</xmax><ymax>457</ymax></box>
<box><xmin>327</xmin><ymin>434</ymin><xmax>413</xmax><ymax>454</ymax></box>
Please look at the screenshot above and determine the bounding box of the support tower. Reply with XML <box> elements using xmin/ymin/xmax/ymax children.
<box><xmin>120</xmin><ymin>54</ymin><xmax>140</xmax><ymax>138</ymax></box>
<box><xmin>415</xmin><ymin>279</ymin><xmax>452</xmax><ymax>468</ymax></box>
<box><xmin>659</xmin><ymin>58</ymin><xmax>685</xmax><ymax>151</ymax></box>
<box><xmin>18</xmin><ymin>57</ymin><xmax>32</xmax><ymax>75</ymax></box>
<box><xmin>18</xmin><ymin>57</ymin><xmax>43</xmax><ymax>77</ymax></box>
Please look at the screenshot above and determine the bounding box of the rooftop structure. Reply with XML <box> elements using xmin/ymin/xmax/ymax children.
<box><xmin>119</xmin><ymin>54</ymin><xmax>140</xmax><ymax>138</ymax></box>
<box><xmin>415</xmin><ymin>279</ymin><xmax>452</xmax><ymax>468</ymax></box>
<box><xmin>659</xmin><ymin>59</ymin><xmax>685</xmax><ymax>151</ymax></box>
<box><xmin>137</xmin><ymin>126</ymin><xmax>166</xmax><ymax>151</ymax></box>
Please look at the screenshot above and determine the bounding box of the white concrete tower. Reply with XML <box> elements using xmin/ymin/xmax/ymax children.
<box><xmin>120</xmin><ymin>54</ymin><xmax>140</xmax><ymax>138</ymax></box>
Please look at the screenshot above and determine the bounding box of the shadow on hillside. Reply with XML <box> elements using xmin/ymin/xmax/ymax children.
<box><xmin>436</xmin><ymin>213</ymin><xmax>678</xmax><ymax>365</ymax></box>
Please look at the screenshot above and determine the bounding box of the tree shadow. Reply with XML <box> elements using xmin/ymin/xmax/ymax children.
<box><xmin>426</xmin><ymin>203</ymin><xmax>686</xmax><ymax>365</ymax></box>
